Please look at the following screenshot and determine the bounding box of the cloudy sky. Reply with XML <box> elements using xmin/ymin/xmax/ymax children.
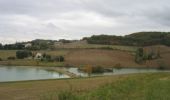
<box><xmin>0</xmin><ymin>0</ymin><xmax>170</xmax><ymax>44</ymax></box>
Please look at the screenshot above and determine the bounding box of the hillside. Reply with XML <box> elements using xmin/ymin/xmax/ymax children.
<box><xmin>85</xmin><ymin>32</ymin><xmax>170</xmax><ymax>46</ymax></box>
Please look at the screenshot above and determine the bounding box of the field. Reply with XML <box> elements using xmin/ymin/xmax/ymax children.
<box><xmin>65</xmin><ymin>49</ymin><xmax>140</xmax><ymax>67</ymax></box>
<box><xmin>0</xmin><ymin>45</ymin><xmax>170</xmax><ymax>68</ymax></box>
<box><xmin>54</xmin><ymin>40</ymin><xmax>138</xmax><ymax>52</ymax></box>
<box><xmin>0</xmin><ymin>73</ymin><xmax>170</xmax><ymax>100</ymax></box>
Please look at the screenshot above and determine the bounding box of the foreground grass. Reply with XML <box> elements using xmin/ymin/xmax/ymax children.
<box><xmin>0</xmin><ymin>73</ymin><xmax>170</xmax><ymax>100</ymax></box>
<box><xmin>41</xmin><ymin>73</ymin><xmax>170</xmax><ymax>100</ymax></box>
<box><xmin>78</xmin><ymin>73</ymin><xmax>170</xmax><ymax>100</ymax></box>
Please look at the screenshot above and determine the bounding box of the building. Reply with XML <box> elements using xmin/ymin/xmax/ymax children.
<box><xmin>24</xmin><ymin>43</ymin><xmax>32</xmax><ymax>48</ymax></box>
<box><xmin>34</xmin><ymin>53</ymin><xmax>43</xmax><ymax>59</ymax></box>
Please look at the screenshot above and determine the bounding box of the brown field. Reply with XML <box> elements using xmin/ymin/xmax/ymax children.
<box><xmin>65</xmin><ymin>45</ymin><xmax>170</xmax><ymax>68</ymax></box>
<box><xmin>0</xmin><ymin>45</ymin><xmax>170</xmax><ymax>68</ymax></box>
<box><xmin>65</xmin><ymin>49</ymin><xmax>140</xmax><ymax>67</ymax></box>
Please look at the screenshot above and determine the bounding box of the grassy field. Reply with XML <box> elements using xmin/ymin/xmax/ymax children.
<box><xmin>55</xmin><ymin>41</ymin><xmax>138</xmax><ymax>52</ymax></box>
<box><xmin>0</xmin><ymin>50</ymin><xmax>16</xmax><ymax>59</ymax></box>
<box><xmin>0</xmin><ymin>73</ymin><xmax>170</xmax><ymax>100</ymax></box>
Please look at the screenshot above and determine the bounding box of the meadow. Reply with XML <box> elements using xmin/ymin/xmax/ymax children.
<box><xmin>0</xmin><ymin>73</ymin><xmax>169</xmax><ymax>100</ymax></box>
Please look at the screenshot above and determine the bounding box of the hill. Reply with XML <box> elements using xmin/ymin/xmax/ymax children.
<box><xmin>85</xmin><ymin>32</ymin><xmax>170</xmax><ymax>46</ymax></box>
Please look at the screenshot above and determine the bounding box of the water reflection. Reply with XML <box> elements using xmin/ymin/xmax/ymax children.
<box><xmin>0</xmin><ymin>66</ymin><xmax>69</xmax><ymax>82</ymax></box>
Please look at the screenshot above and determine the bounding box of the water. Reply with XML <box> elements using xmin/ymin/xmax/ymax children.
<box><xmin>0</xmin><ymin>66</ymin><xmax>169</xmax><ymax>82</ymax></box>
<box><xmin>0</xmin><ymin>66</ymin><xmax>69</xmax><ymax>82</ymax></box>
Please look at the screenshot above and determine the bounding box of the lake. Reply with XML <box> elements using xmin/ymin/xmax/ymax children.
<box><xmin>0</xmin><ymin>66</ymin><xmax>169</xmax><ymax>82</ymax></box>
<box><xmin>0</xmin><ymin>66</ymin><xmax>69</xmax><ymax>82</ymax></box>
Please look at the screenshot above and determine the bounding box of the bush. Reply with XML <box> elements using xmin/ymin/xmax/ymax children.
<box><xmin>16</xmin><ymin>50</ymin><xmax>32</xmax><ymax>59</ymax></box>
<box><xmin>0</xmin><ymin>58</ymin><xmax>2</xmax><ymax>61</ymax></box>
<box><xmin>41</xmin><ymin>54</ymin><xmax>53</xmax><ymax>62</ymax></box>
<box><xmin>92</xmin><ymin>66</ymin><xmax>104</xmax><ymax>73</ymax></box>
<box><xmin>157</xmin><ymin>62</ymin><xmax>167</xmax><ymax>70</ymax></box>
<box><xmin>53</xmin><ymin>56</ymin><xmax>65</xmax><ymax>62</ymax></box>
<box><xmin>7</xmin><ymin>56</ymin><xmax>16</xmax><ymax>60</ymax></box>
<box><xmin>114</xmin><ymin>63</ymin><xmax>122</xmax><ymax>69</ymax></box>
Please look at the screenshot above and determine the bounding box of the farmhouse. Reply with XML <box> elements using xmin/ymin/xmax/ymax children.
<box><xmin>34</xmin><ymin>53</ymin><xmax>43</xmax><ymax>59</ymax></box>
<box><xmin>24</xmin><ymin>43</ymin><xmax>32</xmax><ymax>48</ymax></box>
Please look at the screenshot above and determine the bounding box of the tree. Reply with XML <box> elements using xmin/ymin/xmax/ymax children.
<box><xmin>16</xmin><ymin>50</ymin><xmax>32</xmax><ymax>59</ymax></box>
<box><xmin>85</xmin><ymin>65</ymin><xmax>92</xmax><ymax>77</ymax></box>
<box><xmin>0</xmin><ymin>43</ymin><xmax>2</xmax><ymax>49</ymax></box>
<box><xmin>135</xmin><ymin>48</ymin><xmax>144</xmax><ymax>63</ymax></box>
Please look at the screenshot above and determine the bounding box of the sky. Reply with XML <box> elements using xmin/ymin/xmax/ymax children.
<box><xmin>0</xmin><ymin>0</ymin><xmax>170</xmax><ymax>44</ymax></box>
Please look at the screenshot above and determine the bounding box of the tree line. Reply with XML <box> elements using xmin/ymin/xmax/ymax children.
<box><xmin>84</xmin><ymin>32</ymin><xmax>170</xmax><ymax>46</ymax></box>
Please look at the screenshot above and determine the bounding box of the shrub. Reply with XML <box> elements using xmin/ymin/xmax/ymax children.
<box><xmin>53</xmin><ymin>56</ymin><xmax>65</xmax><ymax>62</ymax></box>
<box><xmin>157</xmin><ymin>61</ymin><xmax>167</xmax><ymax>70</ymax></box>
<box><xmin>114</xmin><ymin>63</ymin><xmax>122</xmax><ymax>69</ymax></box>
<box><xmin>16</xmin><ymin>50</ymin><xmax>32</xmax><ymax>59</ymax></box>
<box><xmin>0</xmin><ymin>58</ymin><xmax>2</xmax><ymax>61</ymax></box>
<box><xmin>92</xmin><ymin>66</ymin><xmax>104</xmax><ymax>73</ymax></box>
<box><xmin>7</xmin><ymin>56</ymin><xmax>16</xmax><ymax>60</ymax></box>
<box><xmin>41</xmin><ymin>54</ymin><xmax>53</xmax><ymax>62</ymax></box>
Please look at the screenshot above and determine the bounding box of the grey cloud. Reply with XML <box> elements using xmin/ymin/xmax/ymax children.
<box><xmin>0</xmin><ymin>0</ymin><xmax>170</xmax><ymax>44</ymax></box>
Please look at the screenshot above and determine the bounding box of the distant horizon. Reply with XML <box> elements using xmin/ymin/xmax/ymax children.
<box><xmin>1</xmin><ymin>31</ymin><xmax>170</xmax><ymax>45</ymax></box>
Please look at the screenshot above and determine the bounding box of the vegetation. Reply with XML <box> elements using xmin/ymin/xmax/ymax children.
<box><xmin>38</xmin><ymin>73</ymin><xmax>170</xmax><ymax>100</ymax></box>
<box><xmin>0</xmin><ymin>73</ymin><xmax>168</xmax><ymax>100</ymax></box>
<box><xmin>41</xmin><ymin>53</ymin><xmax>65</xmax><ymax>62</ymax></box>
<box><xmin>16</xmin><ymin>50</ymin><xmax>32</xmax><ymax>59</ymax></box>
<box><xmin>85</xmin><ymin>32</ymin><xmax>170</xmax><ymax>46</ymax></box>
<box><xmin>81</xmin><ymin>66</ymin><xmax>104</xmax><ymax>76</ymax></box>
<box><xmin>135</xmin><ymin>47</ymin><xmax>161</xmax><ymax>64</ymax></box>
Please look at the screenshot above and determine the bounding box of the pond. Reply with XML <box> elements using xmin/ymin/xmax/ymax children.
<box><xmin>0</xmin><ymin>66</ymin><xmax>69</xmax><ymax>82</ymax></box>
<box><xmin>0</xmin><ymin>66</ymin><xmax>169</xmax><ymax>82</ymax></box>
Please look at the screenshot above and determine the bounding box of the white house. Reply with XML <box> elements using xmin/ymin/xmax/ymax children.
<box><xmin>34</xmin><ymin>53</ymin><xmax>43</xmax><ymax>59</ymax></box>
<box><xmin>24</xmin><ymin>43</ymin><xmax>32</xmax><ymax>48</ymax></box>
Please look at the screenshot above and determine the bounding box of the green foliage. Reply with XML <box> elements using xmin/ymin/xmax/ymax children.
<box><xmin>54</xmin><ymin>56</ymin><xmax>65</xmax><ymax>62</ymax></box>
<box><xmin>135</xmin><ymin>48</ymin><xmax>161</xmax><ymax>64</ymax></box>
<box><xmin>92</xmin><ymin>66</ymin><xmax>104</xmax><ymax>73</ymax></box>
<box><xmin>0</xmin><ymin>43</ymin><xmax>2</xmax><ymax>49</ymax></box>
<box><xmin>85</xmin><ymin>32</ymin><xmax>170</xmax><ymax>46</ymax></box>
<box><xmin>16</xmin><ymin>50</ymin><xmax>32</xmax><ymax>59</ymax></box>
<box><xmin>135</xmin><ymin>48</ymin><xmax>145</xmax><ymax>63</ymax></box>
<box><xmin>41</xmin><ymin>53</ymin><xmax>65</xmax><ymax>62</ymax></box>
<box><xmin>114</xmin><ymin>63</ymin><xmax>122</xmax><ymax>69</ymax></box>
<box><xmin>58</xmin><ymin>91</ymin><xmax>77</xmax><ymax>100</ymax></box>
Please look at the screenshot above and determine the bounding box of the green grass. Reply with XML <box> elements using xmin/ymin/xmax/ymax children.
<box><xmin>41</xmin><ymin>73</ymin><xmax>170</xmax><ymax>100</ymax></box>
<box><xmin>55</xmin><ymin>44</ymin><xmax>138</xmax><ymax>52</ymax></box>
<box><xmin>0</xmin><ymin>59</ymin><xmax>64</xmax><ymax>67</ymax></box>
<box><xmin>0</xmin><ymin>50</ymin><xmax>16</xmax><ymax>59</ymax></box>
